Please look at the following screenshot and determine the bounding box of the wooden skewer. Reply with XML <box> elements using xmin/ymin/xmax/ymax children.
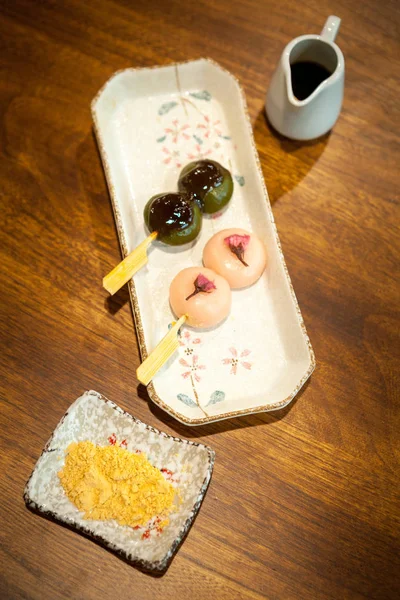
<box><xmin>137</xmin><ymin>315</ymin><xmax>188</xmax><ymax>386</ymax></box>
<box><xmin>103</xmin><ymin>231</ymin><xmax>158</xmax><ymax>295</ymax></box>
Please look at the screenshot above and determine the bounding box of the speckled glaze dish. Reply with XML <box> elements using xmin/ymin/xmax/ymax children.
<box><xmin>24</xmin><ymin>391</ymin><xmax>215</xmax><ymax>572</ymax></box>
<box><xmin>92</xmin><ymin>58</ymin><xmax>315</xmax><ymax>426</ymax></box>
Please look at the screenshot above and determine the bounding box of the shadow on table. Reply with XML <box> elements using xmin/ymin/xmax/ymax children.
<box><xmin>77</xmin><ymin>129</ymin><xmax>134</xmax><ymax>316</ymax></box>
<box><xmin>252</xmin><ymin>108</ymin><xmax>331</xmax><ymax>204</ymax></box>
<box><xmin>104</xmin><ymin>285</ymin><xmax>130</xmax><ymax>315</ymax></box>
<box><xmin>137</xmin><ymin>378</ymin><xmax>310</xmax><ymax>439</ymax></box>
<box><xmin>77</xmin><ymin>129</ymin><xmax>131</xmax><ymax>304</ymax></box>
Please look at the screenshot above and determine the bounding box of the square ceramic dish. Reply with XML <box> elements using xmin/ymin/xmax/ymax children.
<box><xmin>24</xmin><ymin>390</ymin><xmax>215</xmax><ymax>572</ymax></box>
<box><xmin>92</xmin><ymin>58</ymin><xmax>315</xmax><ymax>425</ymax></box>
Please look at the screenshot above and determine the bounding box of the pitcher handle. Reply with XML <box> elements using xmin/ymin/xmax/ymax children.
<box><xmin>321</xmin><ymin>15</ymin><xmax>341</xmax><ymax>43</ymax></box>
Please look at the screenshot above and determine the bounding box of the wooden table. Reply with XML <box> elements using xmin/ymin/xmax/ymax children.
<box><xmin>1</xmin><ymin>1</ymin><xmax>399</xmax><ymax>598</ymax></box>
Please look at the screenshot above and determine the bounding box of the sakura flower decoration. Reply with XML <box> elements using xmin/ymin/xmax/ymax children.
<box><xmin>179</xmin><ymin>328</ymin><xmax>202</xmax><ymax>354</ymax></box>
<box><xmin>197</xmin><ymin>115</ymin><xmax>222</xmax><ymax>139</ymax></box>
<box><xmin>185</xmin><ymin>273</ymin><xmax>216</xmax><ymax>301</ymax></box>
<box><xmin>162</xmin><ymin>146</ymin><xmax>182</xmax><ymax>168</ymax></box>
<box><xmin>222</xmin><ymin>348</ymin><xmax>252</xmax><ymax>375</ymax></box>
<box><xmin>187</xmin><ymin>144</ymin><xmax>212</xmax><ymax>161</ymax></box>
<box><xmin>179</xmin><ymin>355</ymin><xmax>206</xmax><ymax>383</ymax></box>
<box><xmin>165</xmin><ymin>119</ymin><xmax>191</xmax><ymax>143</ymax></box>
<box><xmin>224</xmin><ymin>233</ymin><xmax>251</xmax><ymax>267</ymax></box>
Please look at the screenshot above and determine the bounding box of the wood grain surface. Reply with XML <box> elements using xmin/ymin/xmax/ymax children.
<box><xmin>1</xmin><ymin>0</ymin><xmax>399</xmax><ymax>598</ymax></box>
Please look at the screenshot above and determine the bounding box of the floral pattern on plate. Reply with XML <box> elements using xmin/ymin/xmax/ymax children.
<box><xmin>156</xmin><ymin>91</ymin><xmax>244</xmax><ymax>184</ymax></box>
<box><xmin>222</xmin><ymin>348</ymin><xmax>253</xmax><ymax>375</ymax></box>
<box><xmin>24</xmin><ymin>391</ymin><xmax>215</xmax><ymax>572</ymax></box>
<box><xmin>175</xmin><ymin>329</ymin><xmax>253</xmax><ymax>412</ymax></box>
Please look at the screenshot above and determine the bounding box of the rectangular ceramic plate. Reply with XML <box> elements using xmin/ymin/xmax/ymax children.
<box><xmin>24</xmin><ymin>390</ymin><xmax>215</xmax><ymax>572</ymax></box>
<box><xmin>92</xmin><ymin>58</ymin><xmax>315</xmax><ymax>425</ymax></box>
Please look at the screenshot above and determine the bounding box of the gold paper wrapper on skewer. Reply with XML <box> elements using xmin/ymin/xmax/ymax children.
<box><xmin>103</xmin><ymin>232</ymin><xmax>158</xmax><ymax>295</ymax></box>
<box><xmin>137</xmin><ymin>315</ymin><xmax>187</xmax><ymax>386</ymax></box>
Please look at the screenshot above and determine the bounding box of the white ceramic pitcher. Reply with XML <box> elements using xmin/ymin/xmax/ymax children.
<box><xmin>265</xmin><ymin>16</ymin><xmax>344</xmax><ymax>141</ymax></box>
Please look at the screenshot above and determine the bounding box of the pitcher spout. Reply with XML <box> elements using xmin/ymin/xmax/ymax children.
<box><xmin>284</xmin><ymin>66</ymin><xmax>300</xmax><ymax>107</ymax></box>
<box><xmin>283</xmin><ymin>64</ymin><xmax>305</xmax><ymax>108</ymax></box>
<box><xmin>284</xmin><ymin>59</ymin><xmax>328</xmax><ymax>107</ymax></box>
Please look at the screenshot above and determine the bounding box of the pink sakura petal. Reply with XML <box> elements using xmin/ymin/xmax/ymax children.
<box><xmin>195</xmin><ymin>273</ymin><xmax>216</xmax><ymax>292</ymax></box>
<box><xmin>194</xmin><ymin>373</ymin><xmax>201</xmax><ymax>383</ymax></box>
<box><xmin>229</xmin><ymin>347</ymin><xmax>238</xmax><ymax>357</ymax></box>
<box><xmin>214</xmin><ymin>120</ymin><xmax>221</xmax><ymax>125</ymax></box>
<box><xmin>163</xmin><ymin>158</ymin><xmax>171</xmax><ymax>164</ymax></box>
<box><xmin>181</xmin><ymin>124</ymin><xmax>190</xmax><ymax>130</ymax></box>
<box><xmin>188</xmin><ymin>153</ymin><xmax>195</xmax><ymax>159</ymax></box>
<box><xmin>183</xmin><ymin>133</ymin><xmax>190</xmax><ymax>139</ymax></box>
<box><xmin>172</xmin><ymin>119</ymin><xmax>178</xmax><ymax>126</ymax></box>
<box><xmin>205</xmin><ymin>132</ymin><xmax>210</xmax><ymax>139</ymax></box>
<box><xmin>192</xmin><ymin>355</ymin><xmax>198</xmax><ymax>365</ymax></box>
<box><xmin>240</xmin><ymin>349</ymin><xmax>251</xmax><ymax>357</ymax></box>
<box><xmin>165</xmin><ymin>128</ymin><xmax>173</xmax><ymax>133</ymax></box>
<box><xmin>179</xmin><ymin>358</ymin><xmax>190</xmax><ymax>367</ymax></box>
<box><xmin>176</xmin><ymin>162</ymin><xmax>182</xmax><ymax>167</ymax></box>
<box><xmin>197</xmin><ymin>364</ymin><xmax>206</xmax><ymax>370</ymax></box>
<box><xmin>224</xmin><ymin>234</ymin><xmax>251</xmax><ymax>266</ymax></box>
<box><xmin>241</xmin><ymin>362</ymin><xmax>252</xmax><ymax>370</ymax></box>
<box><xmin>181</xmin><ymin>371</ymin><xmax>191</xmax><ymax>379</ymax></box>
<box><xmin>204</xmin><ymin>115</ymin><xmax>210</xmax><ymax>123</ymax></box>
<box><xmin>224</xmin><ymin>234</ymin><xmax>250</xmax><ymax>250</ymax></box>
<box><xmin>215</xmin><ymin>129</ymin><xmax>222</xmax><ymax>136</ymax></box>
<box><xmin>192</xmin><ymin>338</ymin><xmax>201</xmax><ymax>344</ymax></box>
<box><xmin>178</xmin><ymin>341</ymin><xmax>185</xmax><ymax>346</ymax></box>
<box><xmin>162</xmin><ymin>147</ymin><xmax>170</xmax><ymax>154</ymax></box>
<box><xmin>173</xmin><ymin>137</ymin><xmax>178</xmax><ymax>144</ymax></box>
<box><xmin>197</xmin><ymin>124</ymin><xmax>207</xmax><ymax>129</ymax></box>
<box><xmin>231</xmin><ymin>364</ymin><xmax>238</xmax><ymax>375</ymax></box>
<box><xmin>222</xmin><ymin>358</ymin><xmax>232</xmax><ymax>365</ymax></box>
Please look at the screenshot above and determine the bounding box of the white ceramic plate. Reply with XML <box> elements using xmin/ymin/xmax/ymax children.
<box><xmin>24</xmin><ymin>391</ymin><xmax>215</xmax><ymax>572</ymax></box>
<box><xmin>92</xmin><ymin>58</ymin><xmax>315</xmax><ymax>425</ymax></box>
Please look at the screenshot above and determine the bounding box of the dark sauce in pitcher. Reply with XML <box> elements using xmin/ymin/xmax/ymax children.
<box><xmin>291</xmin><ymin>61</ymin><xmax>331</xmax><ymax>101</ymax></box>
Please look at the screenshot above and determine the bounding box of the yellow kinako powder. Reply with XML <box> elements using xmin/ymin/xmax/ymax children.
<box><xmin>58</xmin><ymin>441</ymin><xmax>175</xmax><ymax>528</ymax></box>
